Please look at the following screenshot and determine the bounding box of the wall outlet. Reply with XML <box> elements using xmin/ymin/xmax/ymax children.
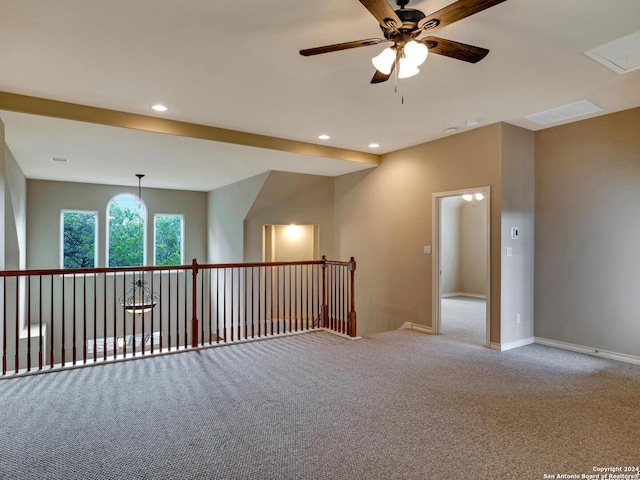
<box><xmin>517</xmin><ymin>314</ymin><xmax>521</xmax><ymax>324</ymax></box>
<box><xmin>423</xmin><ymin>245</ymin><xmax>431</xmax><ymax>255</ymax></box>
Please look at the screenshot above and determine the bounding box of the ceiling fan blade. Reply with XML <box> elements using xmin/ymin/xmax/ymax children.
<box><xmin>417</xmin><ymin>0</ymin><xmax>507</xmax><ymax>32</ymax></box>
<box><xmin>300</xmin><ymin>38</ymin><xmax>384</xmax><ymax>56</ymax></box>
<box><xmin>359</xmin><ymin>0</ymin><xmax>403</xmax><ymax>29</ymax></box>
<box><xmin>371</xmin><ymin>66</ymin><xmax>393</xmax><ymax>84</ymax></box>
<box><xmin>422</xmin><ymin>36</ymin><xmax>489</xmax><ymax>63</ymax></box>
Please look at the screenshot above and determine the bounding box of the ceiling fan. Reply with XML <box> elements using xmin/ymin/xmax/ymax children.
<box><xmin>300</xmin><ymin>0</ymin><xmax>507</xmax><ymax>83</ymax></box>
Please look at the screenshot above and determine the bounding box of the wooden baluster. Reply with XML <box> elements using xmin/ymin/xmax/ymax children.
<box><xmin>83</xmin><ymin>272</ymin><xmax>87</xmax><ymax>363</ymax></box>
<box><xmin>159</xmin><ymin>270</ymin><xmax>164</xmax><ymax>352</ymax></box>
<box><xmin>191</xmin><ymin>259</ymin><xmax>199</xmax><ymax>348</ymax></box>
<box><xmin>2</xmin><ymin>278</ymin><xmax>6</xmax><ymax>376</ymax></box>
<box><xmin>39</xmin><ymin>275</ymin><xmax>43</xmax><ymax>370</ymax></box>
<box><xmin>72</xmin><ymin>274</ymin><xmax>77</xmax><ymax>365</ymax></box>
<box><xmin>27</xmin><ymin>276</ymin><xmax>31</xmax><ymax>372</ymax></box>
<box><xmin>50</xmin><ymin>276</ymin><xmax>55</xmax><ymax>369</ymax></box>
<box><xmin>61</xmin><ymin>276</ymin><xmax>66</xmax><ymax>367</ymax></box>
<box><xmin>223</xmin><ymin>268</ymin><xmax>227</xmax><ymax>342</ymax></box>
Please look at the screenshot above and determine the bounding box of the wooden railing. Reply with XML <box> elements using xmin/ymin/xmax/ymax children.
<box><xmin>0</xmin><ymin>256</ymin><xmax>356</xmax><ymax>377</ymax></box>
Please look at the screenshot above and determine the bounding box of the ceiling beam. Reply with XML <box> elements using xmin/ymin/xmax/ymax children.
<box><xmin>0</xmin><ymin>91</ymin><xmax>380</xmax><ymax>166</ymax></box>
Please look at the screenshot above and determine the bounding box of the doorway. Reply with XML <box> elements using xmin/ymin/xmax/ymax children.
<box><xmin>262</xmin><ymin>224</ymin><xmax>319</xmax><ymax>262</ymax></box>
<box><xmin>433</xmin><ymin>188</ymin><xmax>490</xmax><ymax>346</ymax></box>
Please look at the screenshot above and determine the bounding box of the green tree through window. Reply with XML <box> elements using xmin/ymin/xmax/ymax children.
<box><xmin>155</xmin><ymin>215</ymin><xmax>183</xmax><ymax>266</ymax></box>
<box><xmin>108</xmin><ymin>195</ymin><xmax>145</xmax><ymax>267</ymax></box>
<box><xmin>62</xmin><ymin>211</ymin><xmax>97</xmax><ymax>268</ymax></box>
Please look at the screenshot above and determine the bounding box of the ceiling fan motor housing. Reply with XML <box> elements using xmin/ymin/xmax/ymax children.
<box><xmin>381</xmin><ymin>8</ymin><xmax>425</xmax><ymax>39</ymax></box>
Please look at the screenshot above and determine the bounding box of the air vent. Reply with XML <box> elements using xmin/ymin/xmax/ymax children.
<box><xmin>524</xmin><ymin>100</ymin><xmax>603</xmax><ymax>126</ymax></box>
<box><xmin>51</xmin><ymin>157</ymin><xmax>69</xmax><ymax>163</ymax></box>
<box><xmin>584</xmin><ymin>31</ymin><xmax>640</xmax><ymax>74</ymax></box>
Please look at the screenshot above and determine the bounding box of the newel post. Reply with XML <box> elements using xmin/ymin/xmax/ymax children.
<box><xmin>191</xmin><ymin>258</ymin><xmax>199</xmax><ymax>348</ymax></box>
<box><xmin>348</xmin><ymin>257</ymin><xmax>357</xmax><ymax>337</ymax></box>
<box><xmin>321</xmin><ymin>255</ymin><xmax>329</xmax><ymax>328</ymax></box>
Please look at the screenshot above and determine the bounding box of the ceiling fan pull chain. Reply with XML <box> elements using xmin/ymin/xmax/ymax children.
<box><xmin>394</xmin><ymin>57</ymin><xmax>398</xmax><ymax>94</ymax></box>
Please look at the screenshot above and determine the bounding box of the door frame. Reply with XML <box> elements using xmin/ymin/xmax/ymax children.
<box><xmin>432</xmin><ymin>186</ymin><xmax>491</xmax><ymax>347</ymax></box>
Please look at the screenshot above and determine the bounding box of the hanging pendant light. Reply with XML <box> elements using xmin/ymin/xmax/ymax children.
<box><xmin>119</xmin><ymin>174</ymin><xmax>159</xmax><ymax>314</ymax></box>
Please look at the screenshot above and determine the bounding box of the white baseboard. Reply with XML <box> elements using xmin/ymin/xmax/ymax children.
<box><xmin>489</xmin><ymin>337</ymin><xmax>535</xmax><ymax>352</ymax></box>
<box><xmin>441</xmin><ymin>292</ymin><xmax>486</xmax><ymax>299</ymax></box>
<box><xmin>399</xmin><ymin>322</ymin><xmax>434</xmax><ymax>334</ymax></box>
<box><xmin>534</xmin><ymin>337</ymin><xmax>640</xmax><ymax>366</ymax></box>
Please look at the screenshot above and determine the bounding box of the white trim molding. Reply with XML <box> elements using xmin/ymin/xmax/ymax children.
<box><xmin>535</xmin><ymin>337</ymin><xmax>640</xmax><ymax>366</ymax></box>
<box><xmin>400</xmin><ymin>322</ymin><xmax>434</xmax><ymax>335</ymax></box>
<box><xmin>489</xmin><ymin>337</ymin><xmax>535</xmax><ymax>352</ymax></box>
<box><xmin>441</xmin><ymin>292</ymin><xmax>487</xmax><ymax>299</ymax></box>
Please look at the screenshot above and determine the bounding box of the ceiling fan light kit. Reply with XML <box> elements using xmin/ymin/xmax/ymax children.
<box><xmin>300</xmin><ymin>0</ymin><xmax>507</xmax><ymax>84</ymax></box>
<box><xmin>372</xmin><ymin>47</ymin><xmax>396</xmax><ymax>75</ymax></box>
<box><xmin>397</xmin><ymin>57</ymin><xmax>420</xmax><ymax>79</ymax></box>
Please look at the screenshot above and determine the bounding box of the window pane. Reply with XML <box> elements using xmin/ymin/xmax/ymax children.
<box><xmin>108</xmin><ymin>195</ymin><xmax>145</xmax><ymax>267</ymax></box>
<box><xmin>62</xmin><ymin>211</ymin><xmax>97</xmax><ymax>268</ymax></box>
<box><xmin>155</xmin><ymin>215</ymin><xmax>183</xmax><ymax>266</ymax></box>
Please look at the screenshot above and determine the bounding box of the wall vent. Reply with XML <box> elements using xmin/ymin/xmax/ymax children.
<box><xmin>524</xmin><ymin>100</ymin><xmax>603</xmax><ymax>126</ymax></box>
<box><xmin>584</xmin><ymin>30</ymin><xmax>640</xmax><ymax>74</ymax></box>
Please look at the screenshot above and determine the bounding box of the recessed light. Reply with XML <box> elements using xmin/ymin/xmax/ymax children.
<box><xmin>51</xmin><ymin>157</ymin><xmax>68</xmax><ymax>163</ymax></box>
<box><xmin>318</xmin><ymin>134</ymin><xmax>330</xmax><ymax>140</ymax></box>
<box><xmin>151</xmin><ymin>104</ymin><xmax>168</xmax><ymax>112</ymax></box>
<box><xmin>368</xmin><ymin>143</ymin><xmax>380</xmax><ymax>148</ymax></box>
<box><xmin>466</xmin><ymin>119</ymin><xmax>480</xmax><ymax>127</ymax></box>
<box><xmin>445</xmin><ymin>127</ymin><xmax>458</xmax><ymax>134</ymax></box>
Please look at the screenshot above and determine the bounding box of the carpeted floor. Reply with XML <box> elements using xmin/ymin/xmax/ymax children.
<box><xmin>1</xmin><ymin>329</ymin><xmax>639</xmax><ymax>479</ymax></box>
<box><xmin>441</xmin><ymin>295</ymin><xmax>486</xmax><ymax>345</ymax></box>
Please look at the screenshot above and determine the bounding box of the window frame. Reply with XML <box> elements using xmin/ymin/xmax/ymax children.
<box><xmin>153</xmin><ymin>213</ymin><xmax>185</xmax><ymax>266</ymax></box>
<box><xmin>60</xmin><ymin>209</ymin><xmax>99</xmax><ymax>269</ymax></box>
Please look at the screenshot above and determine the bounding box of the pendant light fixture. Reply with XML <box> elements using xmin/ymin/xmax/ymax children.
<box><xmin>119</xmin><ymin>174</ymin><xmax>159</xmax><ymax>314</ymax></box>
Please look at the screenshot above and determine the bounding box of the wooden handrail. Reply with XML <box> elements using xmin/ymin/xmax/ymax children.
<box><xmin>0</xmin><ymin>256</ymin><xmax>358</xmax><ymax>377</ymax></box>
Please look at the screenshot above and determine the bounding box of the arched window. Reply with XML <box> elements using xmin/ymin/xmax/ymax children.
<box><xmin>107</xmin><ymin>194</ymin><xmax>146</xmax><ymax>267</ymax></box>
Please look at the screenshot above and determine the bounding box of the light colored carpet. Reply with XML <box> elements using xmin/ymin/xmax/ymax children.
<box><xmin>441</xmin><ymin>295</ymin><xmax>486</xmax><ymax>345</ymax></box>
<box><xmin>1</xmin><ymin>329</ymin><xmax>639</xmax><ymax>479</ymax></box>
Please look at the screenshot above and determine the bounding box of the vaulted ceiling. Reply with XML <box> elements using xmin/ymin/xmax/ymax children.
<box><xmin>1</xmin><ymin>0</ymin><xmax>639</xmax><ymax>191</ymax></box>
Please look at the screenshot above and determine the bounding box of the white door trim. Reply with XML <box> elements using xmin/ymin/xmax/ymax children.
<box><xmin>432</xmin><ymin>186</ymin><xmax>491</xmax><ymax>348</ymax></box>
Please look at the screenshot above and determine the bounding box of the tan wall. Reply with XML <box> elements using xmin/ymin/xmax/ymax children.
<box><xmin>535</xmin><ymin>107</ymin><xmax>640</xmax><ymax>356</ymax></box>
<box><xmin>335</xmin><ymin>124</ymin><xmax>503</xmax><ymax>339</ymax></box>
<box><xmin>0</xmin><ymin>119</ymin><xmax>5</xmax><ymax>270</ymax></box>
<box><xmin>27</xmin><ymin>179</ymin><xmax>208</xmax><ymax>269</ymax></box>
<box><xmin>244</xmin><ymin>171</ymin><xmax>335</xmax><ymax>263</ymax></box>
<box><xmin>459</xmin><ymin>200</ymin><xmax>487</xmax><ymax>296</ymax></box>
<box><xmin>500</xmin><ymin>124</ymin><xmax>535</xmax><ymax>345</ymax></box>
<box><xmin>441</xmin><ymin>197</ymin><xmax>462</xmax><ymax>294</ymax></box>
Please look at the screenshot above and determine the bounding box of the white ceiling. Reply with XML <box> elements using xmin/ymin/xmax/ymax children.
<box><xmin>1</xmin><ymin>0</ymin><xmax>640</xmax><ymax>191</ymax></box>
